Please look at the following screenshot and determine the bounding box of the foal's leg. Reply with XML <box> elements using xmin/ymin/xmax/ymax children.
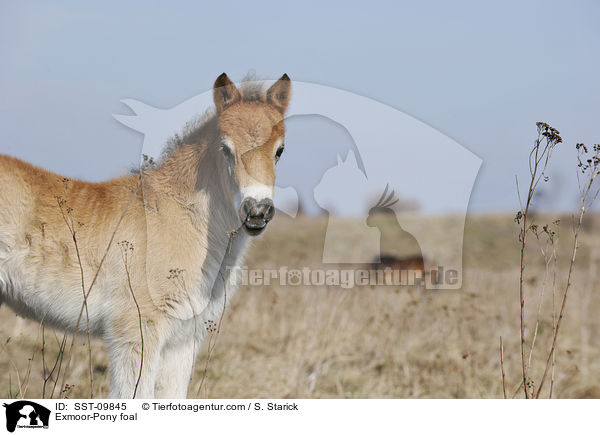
<box><xmin>105</xmin><ymin>318</ymin><xmax>163</xmax><ymax>399</ymax></box>
<box><xmin>154</xmin><ymin>338</ymin><xmax>199</xmax><ymax>398</ymax></box>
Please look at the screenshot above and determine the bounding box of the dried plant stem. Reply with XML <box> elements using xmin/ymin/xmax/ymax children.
<box><xmin>48</xmin><ymin>333</ymin><xmax>68</xmax><ymax>399</ymax></box>
<box><xmin>8</xmin><ymin>373</ymin><xmax>13</xmax><ymax>399</ymax></box>
<box><xmin>536</xmin><ymin>148</ymin><xmax>599</xmax><ymax>397</ymax></box>
<box><xmin>41</xmin><ymin>325</ymin><xmax>46</xmax><ymax>396</ymax></box>
<box><xmin>526</xmin><ymin>228</ymin><xmax>557</xmax><ymax>381</ymax></box>
<box><xmin>536</xmin><ymin>204</ymin><xmax>584</xmax><ymax>397</ymax></box>
<box><xmin>1</xmin><ymin>343</ymin><xmax>23</xmax><ymax>398</ymax></box>
<box><xmin>120</xmin><ymin>242</ymin><xmax>144</xmax><ymax>399</ymax></box>
<box><xmin>42</xmin><ymin>330</ymin><xmax>68</xmax><ymax>399</ymax></box>
<box><xmin>36</xmin><ymin>301</ymin><xmax>69</xmax><ymax>398</ymax></box>
<box><xmin>500</xmin><ymin>336</ymin><xmax>507</xmax><ymax>399</ymax></box>
<box><xmin>196</xmin><ymin>227</ymin><xmax>240</xmax><ymax>397</ymax></box>
<box><xmin>517</xmin><ymin>177</ymin><xmax>532</xmax><ymax>398</ymax></box>
<box><xmin>72</xmin><ymin>234</ymin><xmax>94</xmax><ymax>397</ymax></box>
<box><xmin>549</xmin><ymin>348</ymin><xmax>556</xmax><ymax>398</ymax></box>
<box><xmin>511</xmin><ymin>380</ymin><xmax>524</xmax><ymax>399</ymax></box>
<box><xmin>18</xmin><ymin>347</ymin><xmax>36</xmax><ymax>398</ymax></box>
<box><xmin>514</xmin><ymin>123</ymin><xmax>560</xmax><ymax>398</ymax></box>
<box><xmin>549</xmin><ymin>238</ymin><xmax>558</xmax><ymax>399</ymax></box>
<box><xmin>55</xmin><ymin>182</ymin><xmax>94</xmax><ymax>397</ymax></box>
<box><xmin>58</xmin><ymin>177</ymin><xmax>141</xmax><ymax>398</ymax></box>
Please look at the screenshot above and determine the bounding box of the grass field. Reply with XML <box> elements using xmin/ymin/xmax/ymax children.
<box><xmin>1</xmin><ymin>213</ymin><xmax>599</xmax><ymax>398</ymax></box>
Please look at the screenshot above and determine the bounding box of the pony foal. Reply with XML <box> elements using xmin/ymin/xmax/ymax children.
<box><xmin>0</xmin><ymin>73</ymin><xmax>291</xmax><ymax>398</ymax></box>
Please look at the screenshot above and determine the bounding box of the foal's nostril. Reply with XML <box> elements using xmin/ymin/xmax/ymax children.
<box><xmin>251</xmin><ymin>199</ymin><xmax>274</xmax><ymax>222</ymax></box>
<box><xmin>261</xmin><ymin>200</ymin><xmax>275</xmax><ymax>222</ymax></box>
<box><xmin>240</xmin><ymin>198</ymin><xmax>254</xmax><ymax>220</ymax></box>
<box><xmin>239</xmin><ymin>198</ymin><xmax>275</xmax><ymax>223</ymax></box>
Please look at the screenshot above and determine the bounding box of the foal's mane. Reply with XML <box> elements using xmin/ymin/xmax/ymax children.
<box><xmin>162</xmin><ymin>76</ymin><xmax>267</xmax><ymax>161</ymax></box>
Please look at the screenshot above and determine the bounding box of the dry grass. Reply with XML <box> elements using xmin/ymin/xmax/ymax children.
<box><xmin>1</xmin><ymin>213</ymin><xmax>599</xmax><ymax>398</ymax></box>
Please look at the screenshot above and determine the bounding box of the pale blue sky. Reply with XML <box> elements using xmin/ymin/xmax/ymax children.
<box><xmin>1</xmin><ymin>0</ymin><xmax>599</xmax><ymax>213</ymax></box>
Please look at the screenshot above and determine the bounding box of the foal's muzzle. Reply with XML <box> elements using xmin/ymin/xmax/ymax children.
<box><xmin>239</xmin><ymin>197</ymin><xmax>275</xmax><ymax>236</ymax></box>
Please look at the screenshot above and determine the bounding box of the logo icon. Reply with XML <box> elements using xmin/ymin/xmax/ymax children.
<box><xmin>3</xmin><ymin>401</ymin><xmax>50</xmax><ymax>433</ymax></box>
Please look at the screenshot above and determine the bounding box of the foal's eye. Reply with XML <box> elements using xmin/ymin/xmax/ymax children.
<box><xmin>275</xmin><ymin>146</ymin><xmax>284</xmax><ymax>162</ymax></box>
<box><xmin>221</xmin><ymin>144</ymin><xmax>234</xmax><ymax>164</ymax></box>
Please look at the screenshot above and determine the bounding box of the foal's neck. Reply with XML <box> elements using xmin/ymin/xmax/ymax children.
<box><xmin>148</xmin><ymin>116</ymin><xmax>237</xmax><ymax>217</ymax></box>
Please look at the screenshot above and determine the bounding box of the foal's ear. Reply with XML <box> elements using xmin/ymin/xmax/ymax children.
<box><xmin>213</xmin><ymin>73</ymin><xmax>241</xmax><ymax>112</ymax></box>
<box><xmin>266</xmin><ymin>74</ymin><xmax>291</xmax><ymax>114</ymax></box>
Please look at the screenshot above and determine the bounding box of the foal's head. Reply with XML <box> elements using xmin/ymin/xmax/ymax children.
<box><xmin>213</xmin><ymin>73</ymin><xmax>291</xmax><ymax>235</ymax></box>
